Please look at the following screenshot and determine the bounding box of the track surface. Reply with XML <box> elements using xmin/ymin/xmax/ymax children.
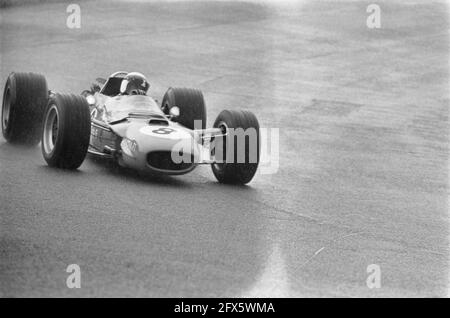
<box><xmin>0</xmin><ymin>0</ymin><xmax>449</xmax><ymax>297</ymax></box>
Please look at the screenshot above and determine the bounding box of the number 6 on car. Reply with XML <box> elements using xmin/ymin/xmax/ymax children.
<box><xmin>1</xmin><ymin>71</ymin><xmax>260</xmax><ymax>184</ymax></box>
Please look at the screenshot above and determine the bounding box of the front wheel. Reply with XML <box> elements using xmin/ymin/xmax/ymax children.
<box><xmin>41</xmin><ymin>93</ymin><xmax>91</xmax><ymax>169</ymax></box>
<box><xmin>211</xmin><ymin>110</ymin><xmax>260</xmax><ymax>185</ymax></box>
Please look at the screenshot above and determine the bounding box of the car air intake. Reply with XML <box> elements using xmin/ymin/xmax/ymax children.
<box><xmin>148</xmin><ymin>119</ymin><xmax>169</xmax><ymax>126</ymax></box>
<box><xmin>147</xmin><ymin>151</ymin><xmax>194</xmax><ymax>171</ymax></box>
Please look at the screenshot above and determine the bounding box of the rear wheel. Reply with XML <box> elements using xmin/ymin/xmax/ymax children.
<box><xmin>161</xmin><ymin>87</ymin><xmax>206</xmax><ymax>130</ymax></box>
<box><xmin>211</xmin><ymin>110</ymin><xmax>260</xmax><ymax>184</ymax></box>
<box><xmin>42</xmin><ymin>93</ymin><xmax>91</xmax><ymax>169</ymax></box>
<box><xmin>1</xmin><ymin>72</ymin><xmax>48</xmax><ymax>145</ymax></box>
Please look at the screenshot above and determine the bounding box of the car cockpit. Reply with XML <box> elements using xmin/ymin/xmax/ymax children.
<box><xmin>100</xmin><ymin>71</ymin><xmax>150</xmax><ymax>97</ymax></box>
<box><xmin>99</xmin><ymin>71</ymin><xmax>128</xmax><ymax>97</ymax></box>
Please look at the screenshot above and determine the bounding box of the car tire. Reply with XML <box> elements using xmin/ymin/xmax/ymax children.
<box><xmin>1</xmin><ymin>72</ymin><xmax>48</xmax><ymax>145</ymax></box>
<box><xmin>41</xmin><ymin>93</ymin><xmax>91</xmax><ymax>169</ymax></box>
<box><xmin>161</xmin><ymin>87</ymin><xmax>206</xmax><ymax>130</ymax></box>
<box><xmin>211</xmin><ymin>110</ymin><xmax>260</xmax><ymax>185</ymax></box>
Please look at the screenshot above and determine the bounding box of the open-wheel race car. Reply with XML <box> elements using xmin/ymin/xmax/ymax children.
<box><xmin>1</xmin><ymin>71</ymin><xmax>260</xmax><ymax>184</ymax></box>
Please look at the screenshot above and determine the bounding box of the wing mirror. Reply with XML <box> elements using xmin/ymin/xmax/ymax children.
<box><xmin>85</xmin><ymin>94</ymin><xmax>96</xmax><ymax>106</ymax></box>
<box><xmin>169</xmin><ymin>106</ymin><xmax>180</xmax><ymax>118</ymax></box>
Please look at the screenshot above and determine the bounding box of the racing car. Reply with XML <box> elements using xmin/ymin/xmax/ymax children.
<box><xmin>1</xmin><ymin>71</ymin><xmax>260</xmax><ymax>184</ymax></box>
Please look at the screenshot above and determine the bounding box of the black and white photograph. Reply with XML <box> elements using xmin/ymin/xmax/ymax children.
<box><xmin>0</xmin><ymin>0</ymin><xmax>449</xmax><ymax>301</ymax></box>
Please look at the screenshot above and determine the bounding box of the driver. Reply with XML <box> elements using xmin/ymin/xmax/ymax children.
<box><xmin>119</xmin><ymin>72</ymin><xmax>150</xmax><ymax>95</ymax></box>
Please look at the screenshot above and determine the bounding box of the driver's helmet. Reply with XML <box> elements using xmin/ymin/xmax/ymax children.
<box><xmin>119</xmin><ymin>72</ymin><xmax>150</xmax><ymax>95</ymax></box>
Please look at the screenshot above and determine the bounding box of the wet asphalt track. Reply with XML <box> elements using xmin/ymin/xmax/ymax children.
<box><xmin>0</xmin><ymin>0</ymin><xmax>449</xmax><ymax>297</ymax></box>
